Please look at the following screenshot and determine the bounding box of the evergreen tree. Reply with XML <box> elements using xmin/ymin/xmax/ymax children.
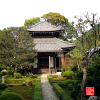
<box><xmin>0</xmin><ymin>27</ymin><xmax>37</xmax><ymax>72</ymax></box>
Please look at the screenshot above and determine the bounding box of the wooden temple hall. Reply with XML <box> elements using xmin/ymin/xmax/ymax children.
<box><xmin>27</xmin><ymin>17</ymin><xmax>76</xmax><ymax>74</ymax></box>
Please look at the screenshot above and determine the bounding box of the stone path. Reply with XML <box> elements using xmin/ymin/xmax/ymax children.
<box><xmin>41</xmin><ymin>74</ymin><xmax>59</xmax><ymax>100</ymax></box>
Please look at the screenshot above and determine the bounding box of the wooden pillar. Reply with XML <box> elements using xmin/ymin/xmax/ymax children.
<box><xmin>59</xmin><ymin>52</ymin><xmax>60</xmax><ymax>72</ymax></box>
<box><xmin>49</xmin><ymin>56</ymin><xmax>50</xmax><ymax>75</ymax></box>
<box><xmin>55</xmin><ymin>57</ymin><xmax>57</xmax><ymax>73</ymax></box>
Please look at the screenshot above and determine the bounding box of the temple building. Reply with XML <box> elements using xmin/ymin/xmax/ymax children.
<box><xmin>27</xmin><ymin>17</ymin><xmax>76</xmax><ymax>74</ymax></box>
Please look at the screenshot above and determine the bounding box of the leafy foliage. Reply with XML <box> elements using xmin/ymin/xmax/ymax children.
<box><xmin>0</xmin><ymin>27</ymin><xmax>37</xmax><ymax>70</ymax></box>
<box><xmin>0</xmin><ymin>83</ymin><xmax>8</xmax><ymax>90</ymax></box>
<box><xmin>24</xmin><ymin>17</ymin><xmax>40</xmax><ymax>27</ymax></box>
<box><xmin>63</xmin><ymin>71</ymin><xmax>74</xmax><ymax>79</ymax></box>
<box><xmin>14</xmin><ymin>73</ymin><xmax>22</xmax><ymax>78</ymax></box>
<box><xmin>17</xmin><ymin>69</ymin><xmax>27</xmax><ymax>76</ymax></box>
<box><xmin>0</xmin><ymin>92</ymin><xmax>22</xmax><ymax>100</ymax></box>
<box><xmin>70</xmin><ymin>90</ymin><xmax>78</xmax><ymax>99</ymax></box>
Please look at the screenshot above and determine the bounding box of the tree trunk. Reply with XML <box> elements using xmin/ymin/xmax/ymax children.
<box><xmin>81</xmin><ymin>68</ymin><xmax>87</xmax><ymax>100</ymax></box>
<box><xmin>15</xmin><ymin>64</ymin><xmax>17</xmax><ymax>73</ymax></box>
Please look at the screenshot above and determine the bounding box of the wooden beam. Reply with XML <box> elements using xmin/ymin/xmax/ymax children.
<box><xmin>49</xmin><ymin>56</ymin><xmax>50</xmax><ymax>75</ymax></box>
<box><xmin>55</xmin><ymin>57</ymin><xmax>57</xmax><ymax>73</ymax></box>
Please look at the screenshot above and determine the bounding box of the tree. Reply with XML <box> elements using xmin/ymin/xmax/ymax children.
<box><xmin>24</xmin><ymin>17</ymin><xmax>40</xmax><ymax>27</ymax></box>
<box><xmin>72</xmin><ymin>12</ymin><xmax>100</xmax><ymax>100</ymax></box>
<box><xmin>0</xmin><ymin>27</ymin><xmax>37</xmax><ymax>72</ymax></box>
<box><xmin>44</xmin><ymin>12</ymin><xmax>76</xmax><ymax>40</ymax></box>
<box><xmin>44</xmin><ymin>12</ymin><xmax>67</xmax><ymax>26</ymax></box>
<box><xmin>0</xmin><ymin>29</ymin><xmax>15</xmax><ymax>66</ymax></box>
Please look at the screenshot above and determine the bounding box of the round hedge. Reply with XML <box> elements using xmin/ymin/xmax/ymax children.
<box><xmin>0</xmin><ymin>83</ymin><xmax>8</xmax><ymax>90</ymax></box>
<box><xmin>0</xmin><ymin>92</ymin><xmax>22</xmax><ymax>100</ymax></box>
<box><xmin>14</xmin><ymin>73</ymin><xmax>22</xmax><ymax>78</ymax></box>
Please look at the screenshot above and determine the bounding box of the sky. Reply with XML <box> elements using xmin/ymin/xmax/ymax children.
<box><xmin>0</xmin><ymin>0</ymin><xmax>100</xmax><ymax>30</ymax></box>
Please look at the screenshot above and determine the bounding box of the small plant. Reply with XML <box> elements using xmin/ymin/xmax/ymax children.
<box><xmin>14</xmin><ymin>73</ymin><xmax>22</xmax><ymax>78</ymax></box>
<box><xmin>25</xmin><ymin>80</ymin><xmax>32</xmax><ymax>86</ymax></box>
<box><xmin>7</xmin><ymin>70</ymin><xmax>14</xmax><ymax>76</ymax></box>
<box><xmin>64</xmin><ymin>79</ymin><xmax>74</xmax><ymax>86</ymax></box>
<box><xmin>17</xmin><ymin>69</ymin><xmax>27</xmax><ymax>76</ymax></box>
<box><xmin>0</xmin><ymin>83</ymin><xmax>8</xmax><ymax>90</ymax></box>
<box><xmin>0</xmin><ymin>92</ymin><xmax>22</xmax><ymax>100</ymax></box>
<box><xmin>68</xmin><ymin>84</ymin><xmax>73</xmax><ymax>90</ymax></box>
<box><xmin>63</xmin><ymin>71</ymin><xmax>74</xmax><ymax>79</ymax></box>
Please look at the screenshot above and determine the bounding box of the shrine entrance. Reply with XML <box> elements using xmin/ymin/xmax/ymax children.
<box><xmin>38</xmin><ymin>57</ymin><xmax>49</xmax><ymax>68</ymax></box>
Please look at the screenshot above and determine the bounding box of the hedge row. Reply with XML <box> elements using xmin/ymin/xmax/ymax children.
<box><xmin>53</xmin><ymin>83</ymin><xmax>72</xmax><ymax>100</ymax></box>
<box><xmin>47</xmin><ymin>75</ymin><xmax>64</xmax><ymax>85</ymax></box>
<box><xmin>33</xmin><ymin>76</ymin><xmax>43</xmax><ymax>100</ymax></box>
<box><xmin>47</xmin><ymin>75</ymin><xmax>72</xmax><ymax>100</ymax></box>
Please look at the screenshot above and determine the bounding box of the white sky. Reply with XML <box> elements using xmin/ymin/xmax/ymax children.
<box><xmin>0</xmin><ymin>0</ymin><xmax>100</xmax><ymax>30</ymax></box>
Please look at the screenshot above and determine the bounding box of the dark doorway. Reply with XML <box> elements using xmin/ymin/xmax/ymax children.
<box><xmin>38</xmin><ymin>57</ymin><xmax>49</xmax><ymax>68</ymax></box>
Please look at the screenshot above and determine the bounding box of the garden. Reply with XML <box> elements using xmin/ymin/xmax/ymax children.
<box><xmin>47</xmin><ymin>64</ymin><xmax>100</xmax><ymax>100</ymax></box>
<box><xmin>0</xmin><ymin>68</ymin><xmax>43</xmax><ymax>100</ymax></box>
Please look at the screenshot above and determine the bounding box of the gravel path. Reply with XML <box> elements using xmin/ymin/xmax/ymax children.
<box><xmin>41</xmin><ymin>74</ymin><xmax>59</xmax><ymax>100</ymax></box>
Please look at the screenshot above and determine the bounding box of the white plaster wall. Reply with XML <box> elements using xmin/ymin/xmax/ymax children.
<box><xmin>57</xmin><ymin>52</ymin><xmax>64</xmax><ymax>57</ymax></box>
<box><xmin>34</xmin><ymin>64</ymin><xmax>37</xmax><ymax>68</ymax></box>
<box><xmin>50</xmin><ymin>57</ymin><xmax>54</xmax><ymax>68</ymax></box>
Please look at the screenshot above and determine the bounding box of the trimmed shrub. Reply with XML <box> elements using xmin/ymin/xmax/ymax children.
<box><xmin>63</xmin><ymin>71</ymin><xmax>74</xmax><ymax>79</ymax></box>
<box><xmin>64</xmin><ymin>79</ymin><xmax>74</xmax><ymax>87</ymax></box>
<box><xmin>33</xmin><ymin>76</ymin><xmax>43</xmax><ymax>100</ymax></box>
<box><xmin>14</xmin><ymin>73</ymin><xmax>22</xmax><ymax>78</ymax></box>
<box><xmin>17</xmin><ymin>69</ymin><xmax>27</xmax><ymax>76</ymax></box>
<box><xmin>0</xmin><ymin>92</ymin><xmax>22</xmax><ymax>100</ymax></box>
<box><xmin>26</xmin><ymin>80</ymin><xmax>32</xmax><ymax>86</ymax></box>
<box><xmin>0</xmin><ymin>83</ymin><xmax>8</xmax><ymax>90</ymax></box>
<box><xmin>61</xmin><ymin>67</ymin><xmax>71</xmax><ymax>75</ymax></box>
<box><xmin>70</xmin><ymin>90</ymin><xmax>78</xmax><ymax>99</ymax></box>
<box><xmin>53</xmin><ymin>83</ymin><xmax>72</xmax><ymax>100</ymax></box>
<box><xmin>5</xmin><ymin>79</ymin><xmax>26</xmax><ymax>84</ymax></box>
<box><xmin>7</xmin><ymin>70</ymin><xmax>14</xmax><ymax>76</ymax></box>
<box><xmin>68</xmin><ymin>83</ymin><xmax>73</xmax><ymax>90</ymax></box>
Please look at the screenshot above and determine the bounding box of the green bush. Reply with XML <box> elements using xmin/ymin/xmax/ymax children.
<box><xmin>0</xmin><ymin>83</ymin><xmax>8</xmax><ymax>90</ymax></box>
<box><xmin>7</xmin><ymin>70</ymin><xmax>14</xmax><ymax>76</ymax></box>
<box><xmin>0</xmin><ymin>92</ymin><xmax>22</xmax><ymax>100</ymax></box>
<box><xmin>14</xmin><ymin>73</ymin><xmax>22</xmax><ymax>78</ymax></box>
<box><xmin>63</xmin><ymin>71</ymin><xmax>74</xmax><ymax>79</ymax></box>
<box><xmin>70</xmin><ymin>90</ymin><xmax>78</xmax><ymax>99</ymax></box>
<box><xmin>74</xmin><ymin>70</ymin><xmax>83</xmax><ymax>80</ymax></box>
<box><xmin>53</xmin><ymin>83</ymin><xmax>72</xmax><ymax>100</ymax></box>
<box><xmin>74</xmin><ymin>80</ymin><xmax>81</xmax><ymax>90</ymax></box>
<box><xmin>68</xmin><ymin>83</ymin><xmax>73</xmax><ymax>90</ymax></box>
<box><xmin>0</xmin><ymin>72</ymin><xmax>3</xmax><ymax>77</ymax></box>
<box><xmin>64</xmin><ymin>79</ymin><xmax>74</xmax><ymax>87</ymax></box>
<box><xmin>33</xmin><ymin>76</ymin><xmax>43</xmax><ymax>100</ymax></box>
<box><xmin>17</xmin><ymin>69</ymin><xmax>27</xmax><ymax>76</ymax></box>
<box><xmin>5</xmin><ymin>79</ymin><xmax>26</xmax><ymax>84</ymax></box>
<box><xmin>26</xmin><ymin>80</ymin><xmax>32</xmax><ymax>86</ymax></box>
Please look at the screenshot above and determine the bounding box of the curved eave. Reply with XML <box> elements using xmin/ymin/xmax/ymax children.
<box><xmin>61</xmin><ymin>46</ymin><xmax>76</xmax><ymax>51</ymax></box>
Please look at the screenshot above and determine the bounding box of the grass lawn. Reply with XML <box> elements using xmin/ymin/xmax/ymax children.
<box><xmin>7</xmin><ymin>85</ymin><xmax>35</xmax><ymax>100</ymax></box>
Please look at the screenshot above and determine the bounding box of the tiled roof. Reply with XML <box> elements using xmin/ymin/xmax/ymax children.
<box><xmin>27</xmin><ymin>21</ymin><xmax>63</xmax><ymax>32</ymax></box>
<box><xmin>33</xmin><ymin>38</ymin><xmax>76</xmax><ymax>52</ymax></box>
